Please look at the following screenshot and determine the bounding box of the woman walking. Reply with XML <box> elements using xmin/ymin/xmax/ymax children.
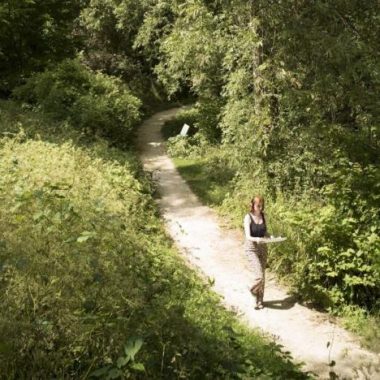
<box><xmin>244</xmin><ymin>196</ymin><xmax>269</xmax><ymax>310</ymax></box>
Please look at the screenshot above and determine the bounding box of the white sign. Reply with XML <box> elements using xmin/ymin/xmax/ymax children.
<box><xmin>180</xmin><ymin>123</ymin><xmax>190</xmax><ymax>136</ymax></box>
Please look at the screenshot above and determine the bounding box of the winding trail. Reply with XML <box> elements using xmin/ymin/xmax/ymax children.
<box><xmin>137</xmin><ymin>108</ymin><xmax>380</xmax><ymax>380</ymax></box>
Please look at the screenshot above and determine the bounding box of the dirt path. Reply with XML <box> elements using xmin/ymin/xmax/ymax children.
<box><xmin>137</xmin><ymin>108</ymin><xmax>380</xmax><ymax>380</ymax></box>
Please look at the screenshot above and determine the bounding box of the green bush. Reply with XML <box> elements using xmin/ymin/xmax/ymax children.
<box><xmin>161</xmin><ymin>100</ymin><xmax>223</xmax><ymax>144</ymax></box>
<box><xmin>12</xmin><ymin>59</ymin><xmax>141</xmax><ymax>142</ymax></box>
<box><xmin>0</xmin><ymin>134</ymin><xmax>149</xmax><ymax>377</ymax></box>
<box><xmin>161</xmin><ymin>107</ymin><xmax>200</xmax><ymax>140</ymax></box>
<box><xmin>339</xmin><ymin>305</ymin><xmax>380</xmax><ymax>351</ymax></box>
<box><xmin>195</xmin><ymin>96</ymin><xmax>224</xmax><ymax>143</ymax></box>
<box><xmin>222</xmin><ymin>174</ymin><xmax>380</xmax><ymax>310</ymax></box>
<box><xmin>166</xmin><ymin>133</ymin><xmax>208</xmax><ymax>159</ymax></box>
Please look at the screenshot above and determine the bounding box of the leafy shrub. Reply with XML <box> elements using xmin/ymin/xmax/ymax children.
<box><xmin>161</xmin><ymin>107</ymin><xmax>200</xmax><ymax>140</ymax></box>
<box><xmin>161</xmin><ymin>99</ymin><xmax>224</xmax><ymax>144</ymax></box>
<box><xmin>12</xmin><ymin>59</ymin><xmax>141</xmax><ymax>142</ymax></box>
<box><xmin>0</xmin><ymin>135</ymin><xmax>149</xmax><ymax>377</ymax></box>
<box><xmin>166</xmin><ymin>133</ymin><xmax>208</xmax><ymax>159</ymax></box>
<box><xmin>195</xmin><ymin>96</ymin><xmax>224</xmax><ymax>142</ymax></box>
<box><xmin>222</xmin><ymin>173</ymin><xmax>380</xmax><ymax>311</ymax></box>
<box><xmin>339</xmin><ymin>305</ymin><xmax>380</xmax><ymax>351</ymax></box>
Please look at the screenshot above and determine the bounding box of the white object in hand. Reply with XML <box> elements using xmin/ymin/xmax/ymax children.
<box><xmin>259</xmin><ymin>236</ymin><xmax>287</xmax><ymax>243</ymax></box>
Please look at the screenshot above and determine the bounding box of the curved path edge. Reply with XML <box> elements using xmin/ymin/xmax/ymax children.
<box><xmin>137</xmin><ymin>108</ymin><xmax>380</xmax><ymax>380</ymax></box>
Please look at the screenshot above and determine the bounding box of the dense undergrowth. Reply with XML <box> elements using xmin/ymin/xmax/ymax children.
<box><xmin>163</xmin><ymin>108</ymin><xmax>380</xmax><ymax>353</ymax></box>
<box><xmin>12</xmin><ymin>59</ymin><xmax>142</xmax><ymax>144</ymax></box>
<box><xmin>1</xmin><ymin>0</ymin><xmax>379</xmax><ymax>374</ymax></box>
<box><xmin>0</xmin><ymin>98</ymin><xmax>312</xmax><ymax>378</ymax></box>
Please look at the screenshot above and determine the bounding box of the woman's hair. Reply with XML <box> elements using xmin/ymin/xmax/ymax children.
<box><xmin>250</xmin><ymin>196</ymin><xmax>265</xmax><ymax>213</ymax></box>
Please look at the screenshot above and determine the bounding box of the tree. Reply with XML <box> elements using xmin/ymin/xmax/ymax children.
<box><xmin>0</xmin><ymin>0</ymin><xmax>82</xmax><ymax>95</ymax></box>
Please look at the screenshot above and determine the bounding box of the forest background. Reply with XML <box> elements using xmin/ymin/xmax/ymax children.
<box><xmin>0</xmin><ymin>0</ymin><xmax>379</xmax><ymax>378</ymax></box>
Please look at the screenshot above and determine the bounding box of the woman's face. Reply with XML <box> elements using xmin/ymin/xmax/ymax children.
<box><xmin>253</xmin><ymin>201</ymin><xmax>263</xmax><ymax>213</ymax></box>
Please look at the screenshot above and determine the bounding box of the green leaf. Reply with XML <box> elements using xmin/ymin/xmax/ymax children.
<box><xmin>116</xmin><ymin>356</ymin><xmax>129</xmax><ymax>368</ymax></box>
<box><xmin>130</xmin><ymin>362</ymin><xmax>145</xmax><ymax>372</ymax></box>
<box><xmin>64</xmin><ymin>236</ymin><xmax>77</xmax><ymax>243</ymax></box>
<box><xmin>124</xmin><ymin>337</ymin><xmax>143</xmax><ymax>361</ymax></box>
<box><xmin>90</xmin><ymin>365</ymin><xmax>112</xmax><ymax>377</ymax></box>
<box><xmin>33</xmin><ymin>211</ymin><xmax>44</xmax><ymax>221</ymax></box>
<box><xmin>106</xmin><ymin>368</ymin><xmax>122</xmax><ymax>379</ymax></box>
<box><xmin>326</xmin><ymin>271</ymin><xmax>338</xmax><ymax>278</ymax></box>
<box><xmin>77</xmin><ymin>235</ymin><xmax>91</xmax><ymax>243</ymax></box>
<box><xmin>77</xmin><ymin>231</ymin><xmax>96</xmax><ymax>243</ymax></box>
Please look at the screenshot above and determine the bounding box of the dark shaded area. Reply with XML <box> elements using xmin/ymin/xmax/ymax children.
<box><xmin>264</xmin><ymin>296</ymin><xmax>298</xmax><ymax>310</ymax></box>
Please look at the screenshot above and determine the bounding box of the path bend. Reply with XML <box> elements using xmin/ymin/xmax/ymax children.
<box><xmin>137</xmin><ymin>108</ymin><xmax>380</xmax><ymax>380</ymax></box>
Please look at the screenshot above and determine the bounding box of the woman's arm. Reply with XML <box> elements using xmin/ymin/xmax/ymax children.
<box><xmin>244</xmin><ymin>214</ymin><xmax>263</xmax><ymax>243</ymax></box>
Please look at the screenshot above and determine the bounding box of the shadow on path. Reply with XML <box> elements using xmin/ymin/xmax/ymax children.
<box><xmin>263</xmin><ymin>296</ymin><xmax>298</xmax><ymax>310</ymax></box>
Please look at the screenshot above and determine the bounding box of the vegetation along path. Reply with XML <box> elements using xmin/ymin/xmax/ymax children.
<box><xmin>137</xmin><ymin>108</ymin><xmax>380</xmax><ymax>380</ymax></box>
